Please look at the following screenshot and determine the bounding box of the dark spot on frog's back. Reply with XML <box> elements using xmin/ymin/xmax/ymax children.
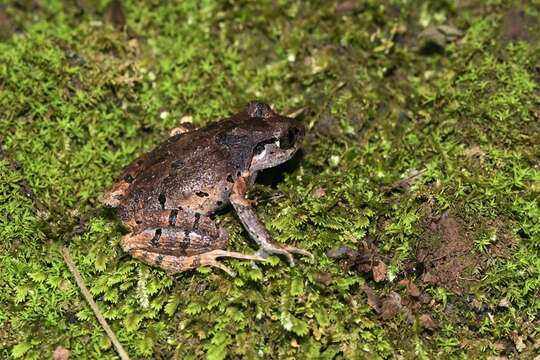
<box><xmin>151</xmin><ymin>228</ymin><xmax>162</xmax><ymax>246</ymax></box>
<box><xmin>227</xmin><ymin>174</ymin><xmax>234</xmax><ymax>183</ymax></box>
<box><xmin>195</xmin><ymin>191</ymin><xmax>209</xmax><ymax>197</ymax></box>
<box><xmin>158</xmin><ymin>192</ymin><xmax>166</xmax><ymax>209</ymax></box>
<box><xmin>180</xmin><ymin>230</ymin><xmax>191</xmax><ymax>251</ymax></box>
<box><xmin>193</xmin><ymin>213</ymin><xmax>200</xmax><ymax>230</ymax></box>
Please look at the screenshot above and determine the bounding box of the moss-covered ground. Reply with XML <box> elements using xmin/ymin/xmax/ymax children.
<box><xmin>1</xmin><ymin>1</ymin><xmax>539</xmax><ymax>359</ymax></box>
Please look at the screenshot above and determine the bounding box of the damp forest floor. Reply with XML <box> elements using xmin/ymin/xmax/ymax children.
<box><xmin>1</xmin><ymin>1</ymin><xmax>539</xmax><ymax>359</ymax></box>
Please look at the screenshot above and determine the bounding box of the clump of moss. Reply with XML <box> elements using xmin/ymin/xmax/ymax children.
<box><xmin>1</xmin><ymin>1</ymin><xmax>539</xmax><ymax>358</ymax></box>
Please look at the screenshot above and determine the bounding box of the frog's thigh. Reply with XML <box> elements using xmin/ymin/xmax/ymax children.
<box><xmin>122</xmin><ymin>224</ymin><xmax>264</xmax><ymax>275</ymax></box>
<box><xmin>121</xmin><ymin>217</ymin><xmax>228</xmax><ymax>256</ymax></box>
<box><xmin>122</xmin><ymin>208</ymin><xmax>219</xmax><ymax>234</ymax></box>
<box><xmin>121</xmin><ymin>225</ymin><xmax>228</xmax><ymax>257</ymax></box>
<box><xmin>121</xmin><ymin>208</ymin><xmax>266</xmax><ymax>275</ymax></box>
<box><xmin>121</xmin><ymin>208</ymin><xmax>228</xmax><ymax>255</ymax></box>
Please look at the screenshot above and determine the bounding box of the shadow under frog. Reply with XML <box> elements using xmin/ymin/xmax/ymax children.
<box><xmin>101</xmin><ymin>102</ymin><xmax>311</xmax><ymax>276</ymax></box>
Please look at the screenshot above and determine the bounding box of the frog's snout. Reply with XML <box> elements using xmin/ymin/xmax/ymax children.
<box><xmin>280</xmin><ymin>125</ymin><xmax>303</xmax><ymax>150</ymax></box>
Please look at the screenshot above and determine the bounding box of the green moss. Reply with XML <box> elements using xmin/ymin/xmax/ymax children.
<box><xmin>1</xmin><ymin>0</ymin><xmax>539</xmax><ymax>358</ymax></box>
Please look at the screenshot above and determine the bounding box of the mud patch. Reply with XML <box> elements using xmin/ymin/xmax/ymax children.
<box><xmin>499</xmin><ymin>7</ymin><xmax>536</xmax><ymax>42</ymax></box>
<box><xmin>414</xmin><ymin>212</ymin><xmax>517</xmax><ymax>293</ymax></box>
<box><xmin>417</xmin><ymin>215</ymin><xmax>475</xmax><ymax>292</ymax></box>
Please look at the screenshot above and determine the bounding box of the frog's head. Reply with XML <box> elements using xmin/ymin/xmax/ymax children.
<box><xmin>245</xmin><ymin>101</ymin><xmax>305</xmax><ymax>171</ymax></box>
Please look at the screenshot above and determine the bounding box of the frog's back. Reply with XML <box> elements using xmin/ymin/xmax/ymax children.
<box><xmin>103</xmin><ymin>123</ymin><xmax>249</xmax><ymax>216</ymax></box>
<box><xmin>102</xmin><ymin>105</ymin><xmax>270</xmax><ymax>213</ymax></box>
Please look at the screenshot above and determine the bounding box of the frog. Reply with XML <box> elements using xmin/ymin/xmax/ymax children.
<box><xmin>101</xmin><ymin>101</ymin><xmax>311</xmax><ymax>276</ymax></box>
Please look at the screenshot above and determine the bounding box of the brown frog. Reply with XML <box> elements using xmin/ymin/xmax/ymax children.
<box><xmin>101</xmin><ymin>101</ymin><xmax>311</xmax><ymax>275</ymax></box>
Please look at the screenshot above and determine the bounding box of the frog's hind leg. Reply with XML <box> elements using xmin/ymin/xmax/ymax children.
<box><xmin>126</xmin><ymin>248</ymin><xmax>263</xmax><ymax>276</ymax></box>
<box><xmin>120</xmin><ymin>209</ymin><xmax>265</xmax><ymax>275</ymax></box>
<box><xmin>121</xmin><ymin>225</ymin><xmax>228</xmax><ymax>258</ymax></box>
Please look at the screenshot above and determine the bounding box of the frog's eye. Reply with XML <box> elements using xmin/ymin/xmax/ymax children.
<box><xmin>254</xmin><ymin>138</ymin><xmax>278</xmax><ymax>156</ymax></box>
<box><xmin>254</xmin><ymin>142</ymin><xmax>266</xmax><ymax>155</ymax></box>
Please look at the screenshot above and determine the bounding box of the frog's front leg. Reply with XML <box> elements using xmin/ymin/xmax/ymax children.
<box><xmin>229</xmin><ymin>173</ymin><xmax>312</xmax><ymax>266</ymax></box>
<box><xmin>120</xmin><ymin>209</ymin><xmax>265</xmax><ymax>276</ymax></box>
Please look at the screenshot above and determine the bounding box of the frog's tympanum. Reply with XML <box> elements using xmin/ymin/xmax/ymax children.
<box><xmin>102</xmin><ymin>102</ymin><xmax>311</xmax><ymax>275</ymax></box>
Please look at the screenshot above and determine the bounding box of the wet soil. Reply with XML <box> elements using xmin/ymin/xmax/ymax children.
<box><xmin>415</xmin><ymin>212</ymin><xmax>517</xmax><ymax>293</ymax></box>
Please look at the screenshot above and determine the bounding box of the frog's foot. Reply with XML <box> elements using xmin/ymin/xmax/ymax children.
<box><xmin>129</xmin><ymin>248</ymin><xmax>266</xmax><ymax>276</ymax></box>
<box><xmin>199</xmin><ymin>249</ymin><xmax>267</xmax><ymax>276</ymax></box>
<box><xmin>256</xmin><ymin>244</ymin><xmax>313</xmax><ymax>266</ymax></box>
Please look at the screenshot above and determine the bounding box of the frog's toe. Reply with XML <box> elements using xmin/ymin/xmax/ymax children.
<box><xmin>207</xmin><ymin>249</ymin><xmax>266</xmax><ymax>262</ymax></box>
<box><xmin>282</xmin><ymin>246</ymin><xmax>314</xmax><ymax>262</ymax></box>
<box><xmin>205</xmin><ymin>260</ymin><xmax>236</xmax><ymax>277</ymax></box>
<box><xmin>255</xmin><ymin>247</ymin><xmax>294</xmax><ymax>266</ymax></box>
<box><xmin>201</xmin><ymin>249</ymin><xmax>266</xmax><ymax>276</ymax></box>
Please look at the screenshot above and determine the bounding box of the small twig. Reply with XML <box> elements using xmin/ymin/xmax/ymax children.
<box><xmin>286</xmin><ymin>106</ymin><xmax>306</xmax><ymax>119</ymax></box>
<box><xmin>1</xmin><ymin>138</ymin><xmax>128</xmax><ymax>358</ymax></box>
<box><xmin>61</xmin><ymin>208</ymin><xmax>106</xmax><ymax>243</ymax></box>
<box><xmin>61</xmin><ymin>246</ymin><xmax>131</xmax><ymax>360</ymax></box>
